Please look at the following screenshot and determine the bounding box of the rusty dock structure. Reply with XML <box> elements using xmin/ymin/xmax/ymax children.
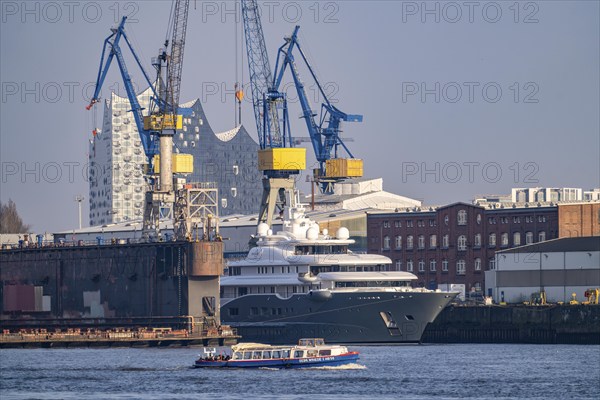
<box><xmin>0</xmin><ymin>240</ymin><xmax>238</xmax><ymax>347</ymax></box>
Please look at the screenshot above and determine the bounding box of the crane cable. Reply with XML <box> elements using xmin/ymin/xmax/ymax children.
<box><xmin>234</xmin><ymin>4</ymin><xmax>245</xmax><ymax>127</ymax></box>
<box><xmin>165</xmin><ymin>0</ymin><xmax>176</xmax><ymax>46</ymax></box>
<box><xmin>235</xmin><ymin>6</ymin><xmax>239</xmax><ymax>125</ymax></box>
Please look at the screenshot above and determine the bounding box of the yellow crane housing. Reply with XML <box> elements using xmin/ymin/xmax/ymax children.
<box><xmin>258</xmin><ymin>148</ymin><xmax>306</xmax><ymax>171</ymax></box>
<box><xmin>143</xmin><ymin>114</ymin><xmax>183</xmax><ymax>131</ymax></box>
<box><xmin>153</xmin><ymin>154</ymin><xmax>194</xmax><ymax>174</ymax></box>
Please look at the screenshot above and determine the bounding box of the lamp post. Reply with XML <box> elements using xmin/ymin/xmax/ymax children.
<box><xmin>74</xmin><ymin>195</ymin><xmax>84</xmax><ymax>230</ymax></box>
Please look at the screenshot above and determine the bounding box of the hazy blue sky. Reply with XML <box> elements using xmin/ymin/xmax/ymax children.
<box><xmin>1</xmin><ymin>0</ymin><xmax>599</xmax><ymax>233</ymax></box>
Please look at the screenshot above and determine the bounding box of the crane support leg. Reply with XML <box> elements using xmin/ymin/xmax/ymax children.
<box><xmin>159</xmin><ymin>134</ymin><xmax>174</xmax><ymax>193</ymax></box>
<box><xmin>258</xmin><ymin>178</ymin><xmax>296</xmax><ymax>228</ymax></box>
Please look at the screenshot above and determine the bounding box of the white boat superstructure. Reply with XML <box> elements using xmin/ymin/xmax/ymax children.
<box><xmin>221</xmin><ymin>204</ymin><xmax>412</xmax><ymax>304</ymax></box>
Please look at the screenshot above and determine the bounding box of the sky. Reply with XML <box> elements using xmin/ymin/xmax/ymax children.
<box><xmin>1</xmin><ymin>0</ymin><xmax>599</xmax><ymax>233</ymax></box>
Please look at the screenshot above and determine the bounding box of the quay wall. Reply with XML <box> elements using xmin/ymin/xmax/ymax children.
<box><xmin>424</xmin><ymin>304</ymin><xmax>600</xmax><ymax>344</ymax></box>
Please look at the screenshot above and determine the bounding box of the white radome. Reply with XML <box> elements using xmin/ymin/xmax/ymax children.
<box><xmin>257</xmin><ymin>223</ymin><xmax>269</xmax><ymax>236</ymax></box>
<box><xmin>306</xmin><ymin>227</ymin><xmax>319</xmax><ymax>240</ymax></box>
<box><xmin>336</xmin><ymin>227</ymin><xmax>350</xmax><ymax>240</ymax></box>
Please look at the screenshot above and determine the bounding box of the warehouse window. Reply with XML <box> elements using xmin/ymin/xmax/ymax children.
<box><xmin>456</xmin><ymin>260</ymin><xmax>466</xmax><ymax>275</ymax></box>
<box><xmin>538</xmin><ymin>231</ymin><xmax>546</xmax><ymax>242</ymax></box>
<box><xmin>457</xmin><ymin>210</ymin><xmax>467</xmax><ymax>225</ymax></box>
<box><xmin>457</xmin><ymin>235</ymin><xmax>467</xmax><ymax>251</ymax></box>
<box><xmin>513</xmin><ymin>232</ymin><xmax>521</xmax><ymax>246</ymax></box>
<box><xmin>395</xmin><ymin>235</ymin><xmax>402</xmax><ymax>249</ymax></box>
<box><xmin>430</xmin><ymin>235</ymin><xmax>437</xmax><ymax>249</ymax></box>
<box><xmin>525</xmin><ymin>231</ymin><xmax>534</xmax><ymax>244</ymax></box>
<box><xmin>474</xmin><ymin>234</ymin><xmax>481</xmax><ymax>248</ymax></box>
<box><xmin>418</xmin><ymin>235</ymin><xmax>425</xmax><ymax>249</ymax></box>
<box><xmin>383</xmin><ymin>236</ymin><xmax>391</xmax><ymax>250</ymax></box>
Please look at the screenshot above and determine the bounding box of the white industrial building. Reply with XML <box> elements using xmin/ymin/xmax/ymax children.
<box><xmin>485</xmin><ymin>237</ymin><xmax>600</xmax><ymax>303</ymax></box>
<box><xmin>305</xmin><ymin>178</ymin><xmax>421</xmax><ymax>211</ymax></box>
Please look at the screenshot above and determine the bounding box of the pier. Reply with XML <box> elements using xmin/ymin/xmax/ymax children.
<box><xmin>0</xmin><ymin>316</ymin><xmax>239</xmax><ymax>348</ymax></box>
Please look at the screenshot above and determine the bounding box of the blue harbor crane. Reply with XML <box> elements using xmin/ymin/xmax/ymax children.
<box><xmin>241</xmin><ymin>0</ymin><xmax>306</xmax><ymax>228</ymax></box>
<box><xmin>272</xmin><ymin>26</ymin><xmax>364</xmax><ymax>193</ymax></box>
<box><xmin>86</xmin><ymin>15</ymin><xmax>161</xmax><ymax>166</ymax></box>
<box><xmin>87</xmin><ymin>0</ymin><xmax>191</xmax><ymax>239</ymax></box>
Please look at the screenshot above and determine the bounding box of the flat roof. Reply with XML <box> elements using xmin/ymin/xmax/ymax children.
<box><xmin>498</xmin><ymin>236</ymin><xmax>600</xmax><ymax>254</ymax></box>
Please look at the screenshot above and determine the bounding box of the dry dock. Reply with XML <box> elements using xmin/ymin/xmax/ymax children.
<box><xmin>0</xmin><ymin>239</ymin><xmax>232</xmax><ymax>347</ymax></box>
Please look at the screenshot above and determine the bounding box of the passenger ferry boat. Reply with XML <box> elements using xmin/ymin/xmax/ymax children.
<box><xmin>194</xmin><ymin>338</ymin><xmax>359</xmax><ymax>369</ymax></box>
<box><xmin>220</xmin><ymin>204</ymin><xmax>458</xmax><ymax>344</ymax></box>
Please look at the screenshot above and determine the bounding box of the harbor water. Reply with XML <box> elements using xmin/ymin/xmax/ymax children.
<box><xmin>1</xmin><ymin>344</ymin><xmax>598</xmax><ymax>399</ymax></box>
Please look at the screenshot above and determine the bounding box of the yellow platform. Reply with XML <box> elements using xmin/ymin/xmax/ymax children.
<box><xmin>258</xmin><ymin>148</ymin><xmax>306</xmax><ymax>171</ymax></box>
<box><xmin>153</xmin><ymin>154</ymin><xmax>194</xmax><ymax>174</ymax></box>
<box><xmin>325</xmin><ymin>158</ymin><xmax>363</xmax><ymax>178</ymax></box>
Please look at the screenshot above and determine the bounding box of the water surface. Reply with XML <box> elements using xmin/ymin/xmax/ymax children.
<box><xmin>1</xmin><ymin>344</ymin><xmax>598</xmax><ymax>399</ymax></box>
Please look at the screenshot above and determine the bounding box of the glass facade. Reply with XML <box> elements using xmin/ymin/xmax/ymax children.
<box><xmin>89</xmin><ymin>89</ymin><xmax>262</xmax><ymax>226</ymax></box>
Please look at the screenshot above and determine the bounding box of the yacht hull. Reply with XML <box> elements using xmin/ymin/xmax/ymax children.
<box><xmin>221</xmin><ymin>290</ymin><xmax>456</xmax><ymax>344</ymax></box>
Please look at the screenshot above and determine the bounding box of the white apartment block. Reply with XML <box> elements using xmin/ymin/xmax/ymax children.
<box><xmin>511</xmin><ymin>187</ymin><xmax>583</xmax><ymax>203</ymax></box>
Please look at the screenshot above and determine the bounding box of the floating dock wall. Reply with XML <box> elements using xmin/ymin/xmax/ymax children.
<box><xmin>0</xmin><ymin>241</ymin><xmax>223</xmax><ymax>324</ymax></box>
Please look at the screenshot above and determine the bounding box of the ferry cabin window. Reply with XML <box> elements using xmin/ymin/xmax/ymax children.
<box><xmin>233</xmin><ymin>352</ymin><xmax>243</xmax><ymax>360</ymax></box>
<box><xmin>272</xmin><ymin>350</ymin><xmax>281</xmax><ymax>358</ymax></box>
<box><xmin>243</xmin><ymin>352</ymin><xmax>252</xmax><ymax>360</ymax></box>
<box><xmin>294</xmin><ymin>350</ymin><xmax>304</xmax><ymax>358</ymax></box>
<box><xmin>253</xmin><ymin>351</ymin><xmax>262</xmax><ymax>359</ymax></box>
<box><xmin>319</xmin><ymin>350</ymin><xmax>332</xmax><ymax>356</ymax></box>
<box><xmin>335</xmin><ymin>280</ymin><xmax>408</xmax><ymax>288</ymax></box>
<box><xmin>282</xmin><ymin>350</ymin><xmax>291</xmax><ymax>358</ymax></box>
<box><xmin>263</xmin><ymin>351</ymin><xmax>271</xmax><ymax>359</ymax></box>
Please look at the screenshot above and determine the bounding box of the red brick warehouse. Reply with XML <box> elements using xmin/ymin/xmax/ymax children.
<box><xmin>367</xmin><ymin>202</ymin><xmax>558</xmax><ymax>292</ymax></box>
